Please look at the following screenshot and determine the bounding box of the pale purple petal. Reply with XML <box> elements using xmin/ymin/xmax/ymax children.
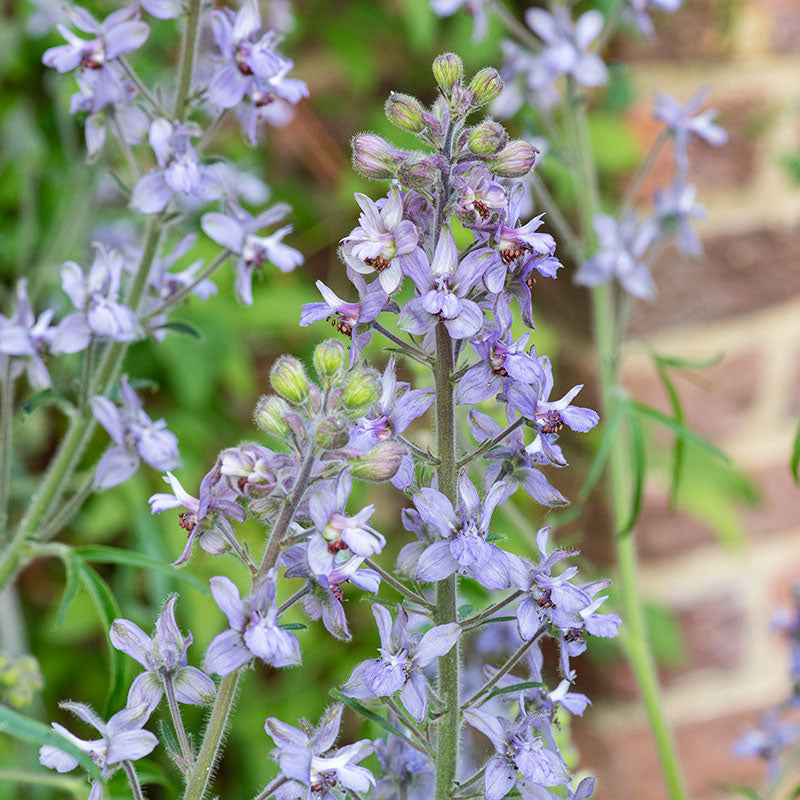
<box><xmin>204</xmin><ymin>628</ymin><xmax>253</xmax><ymax>675</ymax></box>
<box><xmin>209</xmin><ymin>576</ymin><xmax>247</xmax><ymax>631</ymax></box>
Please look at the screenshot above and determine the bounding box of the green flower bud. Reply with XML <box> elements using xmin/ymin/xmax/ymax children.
<box><xmin>433</xmin><ymin>53</ymin><xmax>464</xmax><ymax>97</ymax></box>
<box><xmin>254</xmin><ymin>394</ymin><xmax>291</xmax><ymax>437</ymax></box>
<box><xmin>488</xmin><ymin>140</ymin><xmax>539</xmax><ymax>177</ymax></box>
<box><xmin>341</xmin><ymin>369</ymin><xmax>380</xmax><ymax>416</ymax></box>
<box><xmin>467</xmin><ymin>119</ymin><xmax>508</xmax><ymax>156</ymax></box>
<box><xmin>0</xmin><ymin>655</ymin><xmax>43</xmax><ymax>709</ymax></box>
<box><xmin>313</xmin><ymin>414</ymin><xmax>351</xmax><ymax>450</ymax></box>
<box><xmin>385</xmin><ymin>92</ymin><xmax>426</xmax><ymax>134</ymax></box>
<box><xmin>269</xmin><ymin>356</ymin><xmax>310</xmax><ymax>404</ymax></box>
<box><xmin>349</xmin><ymin>441</ymin><xmax>406</xmax><ymax>482</ymax></box>
<box><xmin>468</xmin><ymin>67</ymin><xmax>504</xmax><ymax>107</ymax></box>
<box><xmin>398</xmin><ymin>153</ymin><xmax>440</xmax><ymax>192</ymax></box>
<box><xmin>351</xmin><ymin>133</ymin><xmax>405</xmax><ymax>180</ymax></box>
<box><xmin>313</xmin><ymin>339</ymin><xmax>347</xmax><ymax>382</ymax></box>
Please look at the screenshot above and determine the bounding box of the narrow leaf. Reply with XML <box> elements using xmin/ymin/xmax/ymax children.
<box><xmin>21</xmin><ymin>388</ymin><xmax>74</xmax><ymax>420</ymax></box>
<box><xmin>483</xmin><ymin>681</ymin><xmax>546</xmax><ymax>702</ymax></box>
<box><xmin>791</xmin><ymin>417</ymin><xmax>800</xmax><ymax>485</ymax></box>
<box><xmin>577</xmin><ymin>400</ymin><xmax>624</xmax><ymax>503</ymax></box>
<box><xmin>57</xmin><ymin>550</ymin><xmax>81</xmax><ymax>628</ymax></box>
<box><xmin>329</xmin><ymin>689</ymin><xmax>422</xmax><ymax>750</ymax></box>
<box><xmin>0</xmin><ymin>705</ymin><xmax>101</xmax><ymax>780</ymax></box>
<box><xmin>160</xmin><ymin>321</ymin><xmax>203</xmax><ymax>340</ymax></box>
<box><xmin>651</xmin><ymin>352</ymin><xmax>723</xmax><ymax>370</ymax></box>
<box><xmin>618</xmin><ymin>403</ymin><xmax>645</xmax><ymax>538</ymax></box>
<box><xmin>72</xmin><ymin>545</ymin><xmax>209</xmax><ymax>595</ymax></box>
<box><xmin>278</xmin><ymin>622</ymin><xmax>307</xmax><ymax>631</ymax></box>
<box><xmin>651</xmin><ymin>357</ymin><xmax>686</xmax><ymax>509</ymax></box>
<box><xmin>632</xmin><ymin>402</ymin><xmax>729</xmax><ymax>462</ymax></box>
<box><xmin>724</xmin><ymin>784</ymin><xmax>762</xmax><ymax>800</ymax></box>
<box><xmin>75</xmin><ymin>561</ymin><xmax>126</xmax><ymax>715</ymax></box>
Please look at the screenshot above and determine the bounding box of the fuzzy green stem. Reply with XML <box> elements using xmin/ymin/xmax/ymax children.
<box><xmin>433</xmin><ymin>322</ymin><xmax>459</xmax><ymax>800</ymax></box>
<box><xmin>0</xmin><ymin>359</ymin><xmax>14</xmax><ymax>543</ymax></box>
<box><xmin>182</xmin><ymin>671</ymin><xmax>239</xmax><ymax>800</ymax></box>
<box><xmin>252</xmin><ymin>776</ymin><xmax>288</xmax><ymax>800</ymax></box>
<box><xmin>456</xmin><ymin>418</ymin><xmax>524</xmax><ymax>468</ymax></box>
<box><xmin>570</xmin><ymin>76</ymin><xmax>689</xmax><ymax>800</ymax></box>
<box><xmin>174</xmin><ymin>0</ymin><xmax>202</xmax><ymax>119</ymax></box>
<box><xmin>364</xmin><ymin>559</ymin><xmax>433</xmax><ymax>608</ymax></box>
<box><xmin>164</xmin><ymin>671</ymin><xmax>193</xmax><ymax>769</ymax></box>
<box><xmin>123</xmin><ymin>760</ymin><xmax>146</xmax><ymax>800</ymax></box>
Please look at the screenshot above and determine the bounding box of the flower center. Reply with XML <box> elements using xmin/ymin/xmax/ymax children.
<box><xmin>538</xmin><ymin>588</ymin><xmax>554</xmax><ymax>609</ymax></box>
<box><xmin>500</xmin><ymin>244</ymin><xmax>531</xmax><ymax>265</ymax></box>
<box><xmin>365</xmin><ymin>255</ymin><xmax>391</xmax><ymax>273</ymax></box>
<box><xmin>178</xmin><ymin>512</ymin><xmax>196</xmax><ymax>532</ymax></box>
<box><xmin>310</xmin><ymin>772</ymin><xmax>338</xmax><ymax>792</ymax></box>
<box><xmin>540</xmin><ymin>411</ymin><xmax>563</xmax><ymax>435</ymax></box>
<box><xmin>235</xmin><ymin>49</ymin><xmax>253</xmax><ymax>75</ymax></box>
<box><xmin>326</xmin><ymin>315</ymin><xmax>353</xmax><ymax>337</ymax></box>
<box><xmin>564</xmin><ymin>627</ymin><xmax>582</xmax><ymax>643</ymax></box>
<box><xmin>80</xmin><ymin>48</ymin><xmax>105</xmax><ymax>70</ymax></box>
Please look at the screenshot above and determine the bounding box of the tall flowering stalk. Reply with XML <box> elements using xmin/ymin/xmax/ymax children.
<box><xmin>431</xmin><ymin>2</ymin><xmax>729</xmax><ymax>799</ymax></box>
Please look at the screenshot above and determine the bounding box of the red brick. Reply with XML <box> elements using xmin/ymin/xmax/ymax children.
<box><xmin>637</xmin><ymin>495</ymin><xmax>717</xmax><ymax>560</ymax></box>
<box><xmin>628</xmin><ymin>229</ymin><xmax>800</xmax><ymax>333</ymax></box>
<box><xmin>752</xmin><ymin>0</ymin><xmax>800</xmax><ymax>52</ymax></box>
<box><xmin>740</xmin><ymin>461</ymin><xmax>800</xmax><ymax>539</ymax></box>
<box><xmin>574</xmin><ymin>707</ymin><xmax>797</xmax><ymax>799</ymax></box>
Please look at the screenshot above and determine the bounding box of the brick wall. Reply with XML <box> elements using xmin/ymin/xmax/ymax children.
<box><xmin>568</xmin><ymin>2</ymin><xmax>800</xmax><ymax>797</ymax></box>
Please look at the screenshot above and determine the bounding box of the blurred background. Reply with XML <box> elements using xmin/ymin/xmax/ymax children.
<box><xmin>1</xmin><ymin>0</ymin><xmax>800</xmax><ymax>798</ymax></box>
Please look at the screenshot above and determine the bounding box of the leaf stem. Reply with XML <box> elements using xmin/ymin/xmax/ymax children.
<box><xmin>174</xmin><ymin>0</ymin><xmax>202</xmax><ymax>119</ymax></box>
<box><xmin>456</xmin><ymin>418</ymin><xmax>524</xmax><ymax>468</ymax></box>
<box><xmin>364</xmin><ymin>559</ymin><xmax>433</xmax><ymax>608</ymax></box>
<box><xmin>122</xmin><ymin>760</ymin><xmax>146</xmax><ymax>800</ymax></box>
<box><xmin>0</xmin><ymin>360</ymin><xmax>14</xmax><ymax>543</ymax></box>
<box><xmin>164</xmin><ymin>671</ymin><xmax>193</xmax><ymax>769</ymax></box>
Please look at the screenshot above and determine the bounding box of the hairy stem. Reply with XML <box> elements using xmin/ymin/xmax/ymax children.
<box><xmin>371</xmin><ymin>322</ymin><xmax>432</xmax><ymax>365</ymax></box>
<box><xmin>0</xmin><ymin>360</ymin><xmax>14</xmax><ymax>543</ymax></box>
<box><xmin>433</xmin><ymin>321</ymin><xmax>459</xmax><ymax>800</ymax></box>
<box><xmin>182</xmin><ymin>671</ymin><xmax>239</xmax><ymax>800</ymax></box>
<box><xmin>456</xmin><ymin>418</ymin><xmax>524</xmax><ymax>468</ymax></box>
<box><xmin>461</xmin><ymin>590</ymin><xmax>522</xmax><ymax>630</ymax></box>
<box><xmin>569</xmin><ymin>76</ymin><xmax>689</xmax><ymax>800</ymax></box>
<box><xmin>174</xmin><ymin>0</ymin><xmax>202</xmax><ymax>119</ymax></box>
<box><xmin>364</xmin><ymin>558</ymin><xmax>433</xmax><ymax>608</ymax></box>
<box><xmin>123</xmin><ymin>760</ymin><xmax>147</xmax><ymax>800</ymax></box>
<box><xmin>164</xmin><ymin>672</ymin><xmax>194</xmax><ymax>769</ymax></box>
<box><xmin>252</xmin><ymin>776</ymin><xmax>288</xmax><ymax>800</ymax></box>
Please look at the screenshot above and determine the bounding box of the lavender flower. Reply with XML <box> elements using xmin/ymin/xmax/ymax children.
<box><xmin>625</xmin><ymin>0</ymin><xmax>682</xmax><ymax>38</ymax></box>
<box><xmin>201</xmin><ymin>203</ymin><xmax>303</xmax><ymax>305</ymax></box>
<box><xmin>654</xmin><ymin>90</ymin><xmax>728</xmax><ymax>173</ymax></box>
<box><xmin>340</xmin><ymin>186</ymin><xmax>422</xmax><ymax>294</ymax></box>
<box><xmin>131</xmin><ymin>119</ymin><xmax>220</xmax><ymax>214</ymax></box>
<box><xmin>733</xmin><ymin>712</ymin><xmax>800</xmax><ymax>781</ymax></box>
<box><xmin>526</xmin><ymin>7</ymin><xmax>608</xmax><ymax>88</ymax></box>
<box><xmin>279</xmin><ymin>537</ymin><xmax>380</xmax><ymax>640</ymax></box>
<box><xmin>60</xmin><ymin>242</ymin><xmax>142</xmax><ymax>341</ymax></box>
<box><xmin>39</xmin><ymin>701</ymin><xmax>157</xmax><ymax>785</ymax></box>
<box><xmin>653</xmin><ymin>180</ymin><xmax>705</xmax><ymax>258</ymax></box>
<box><xmin>42</xmin><ymin>5</ymin><xmax>149</xmax><ymax>73</ymax></box>
<box><xmin>343</xmin><ymin>604</ymin><xmax>460</xmax><ymax>722</ymax></box>
<box><xmin>430</xmin><ymin>0</ymin><xmax>489</xmax><ymax>42</ymax></box>
<box><xmin>463</xmin><ymin>701</ymin><xmax>570</xmax><ymax>799</ymax></box>
<box><xmin>574</xmin><ymin>213</ymin><xmax>658</xmax><ymax>299</ymax></box>
<box><xmin>264</xmin><ymin>704</ymin><xmax>375</xmax><ymax>800</ymax></box>
<box><xmin>310</xmin><ymin>470</ymin><xmax>385</xmax><ymax>558</ymax></box>
<box><xmin>414</xmin><ymin>471</ymin><xmax>513</xmax><ymax>590</ymax></box>
<box><xmin>110</xmin><ymin>595</ymin><xmax>216</xmax><ymax>712</ymax></box>
<box><xmin>205</xmin><ymin>570</ymin><xmax>301</xmax><ymax>675</ymax></box>
<box><xmin>90</xmin><ymin>375</ymin><xmax>180</xmax><ymax>489</ymax></box>
<box><xmin>398</xmin><ymin>229</ymin><xmax>491</xmax><ymax>340</ymax></box>
<box><xmin>373</xmin><ymin>733</ymin><xmax>434</xmax><ymax>800</ymax></box>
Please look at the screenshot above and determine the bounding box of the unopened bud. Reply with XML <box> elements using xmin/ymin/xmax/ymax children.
<box><xmin>0</xmin><ymin>655</ymin><xmax>43</xmax><ymax>709</ymax></box>
<box><xmin>254</xmin><ymin>394</ymin><xmax>291</xmax><ymax>437</ymax></box>
<box><xmin>351</xmin><ymin>133</ymin><xmax>405</xmax><ymax>180</ymax></box>
<box><xmin>313</xmin><ymin>414</ymin><xmax>351</xmax><ymax>450</ymax></box>
<box><xmin>313</xmin><ymin>339</ymin><xmax>347</xmax><ymax>382</ymax></box>
<box><xmin>398</xmin><ymin>153</ymin><xmax>441</xmax><ymax>191</ymax></box>
<box><xmin>270</xmin><ymin>356</ymin><xmax>310</xmax><ymax>404</ymax></box>
<box><xmin>349</xmin><ymin>441</ymin><xmax>406</xmax><ymax>482</ymax></box>
<box><xmin>488</xmin><ymin>140</ymin><xmax>539</xmax><ymax>177</ymax></box>
<box><xmin>467</xmin><ymin>119</ymin><xmax>508</xmax><ymax>156</ymax></box>
<box><xmin>341</xmin><ymin>369</ymin><xmax>380</xmax><ymax>416</ymax></box>
<box><xmin>468</xmin><ymin>67</ymin><xmax>504</xmax><ymax>107</ymax></box>
<box><xmin>385</xmin><ymin>92</ymin><xmax>426</xmax><ymax>134</ymax></box>
<box><xmin>433</xmin><ymin>53</ymin><xmax>464</xmax><ymax>97</ymax></box>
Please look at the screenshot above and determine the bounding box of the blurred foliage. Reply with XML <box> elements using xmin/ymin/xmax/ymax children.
<box><xmin>0</xmin><ymin>0</ymin><xmax>760</xmax><ymax>797</ymax></box>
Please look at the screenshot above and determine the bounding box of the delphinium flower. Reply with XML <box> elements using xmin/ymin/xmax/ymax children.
<box><xmin>148</xmin><ymin>468</ymin><xmax>247</xmax><ymax>565</ymax></box>
<box><xmin>654</xmin><ymin>89</ymin><xmax>728</xmax><ymax>174</ymax></box>
<box><xmin>90</xmin><ymin>375</ymin><xmax>180</xmax><ymax>489</ymax></box>
<box><xmin>733</xmin><ymin>712</ymin><xmax>800</xmax><ymax>782</ymax></box>
<box><xmin>653</xmin><ymin>179</ymin><xmax>706</xmax><ymax>258</ymax></box>
<box><xmin>463</xmin><ymin>698</ymin><xmax>570</xmax><ymax>799</ymax></box>
<box><xmin>373</xmin><ymin>732</ymin><xmax>435</xmax><ymax>800</ymax></box>
<box><xmin>60</xmin><ymin>242</ymin><xmax>143</xmax><ymax>342</ymax></box>
<box><xmin>39</xmin><ymin>701</ymin><xmax>157</xmax><ymax>798</ymax></box>
<box><xmin>413</xmin><ymin>471</ymin><xmax>514</xmax><ymax>590</ymax></box>
<box><xmin>625</xmin><ymin>0</ymin><xmax>683</xmax><ymax>38</ymax></box>
<box><xmin>207</xmin><ymin>0</ymin><xmax>308</xmax><ymax>144</ymax></box>
<box><xmin>201</xmin><ymin>202</ymin><xmax>303</xmax><ymax>305</ymax></box>
<box><xmin>340</xmin><ymin>185</ymin><xmax>423</xmax><ymax>294</ymax></box>
<box><xmin>525</xmin><ymin>6</ymin><xmax>609</xmax><ymax>89</ymax></box>
<box><xmin>205</xmin><ymin>569</ymin><xmax>301</xmax><ymax>675</ymax></box>
<box><xmin>343</xmin><ymin>604</ymin><xmax>460</xmax><ymax>722</ymax></box>
<box><xmin>429</xmin><ymin>0</ymin><xmax>489</xmax><ymax>42</ymax></box>
<box><xmin>110</xmin><ymin>595</ymin><xmax>216</xmax><ymax>712</ymax></box>
<box><xmin>349</xmin><ymin>356</ymin><xmax>433</xmax><ymax>489</ymax></box>
<box><xmin>131</xmin><ymin>118</ymin><xmax>221</xmax><ymax>214</ymax></box>
<box><xmin>264</xmin><ymin>704</ymin><xmax>376</xmax><ymax>800</ymax></box>
<box><xmin>574</xmin><ymin>212</ymin><xmax>658</xmax><ymax>298</ymax></box>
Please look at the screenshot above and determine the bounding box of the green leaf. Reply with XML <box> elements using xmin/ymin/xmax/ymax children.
<box><xmin>0</xmin><ymin>769</ymin><xmax>85</xmax><ymax>796</ymax></box>
<box><xmin>651</xmin><ymin>352</ymin><xmax>723</xmax><ymax>370</ymax></box>
<box><xmin>75</xmin><ymin>561</ymin><xmax>126</xmax><ymax>715</ymax></box>
<box><xmin>278</xmin><ymin>622</ymin><xmax>307</xmax><ymax>631</ymax></box>
<box><xmin>483</xmin><ymin>681</ymin><xmax>546</xmax><ymax>702</ymax></box>
<box><xmin>724</xmin><ymin>784</ymin><xmax>762</xmax><ymax>800</ymax></box>
<box><xmin>457</xmin><ymin>604</ymin><xmax>474</xmax><ymax>621</ymax></box>
<box><xmin>632</xmin><ymin>402</ymin><xmax>729</xmax><ymax>462</ymax></box>
<box><xmin>21</xmin><ymin>388</ymin><xmax>74</xmax><ymax>419</ymax></box>
<box><xmin>0</xmin><ymin>705</ymin><xmax>102</xmax><ymax>780</ymax></box>
<box><xmin>160</xmin><ymin>320</ymin><xmax>203</xmax><ymax>340</ymax></box>
<box><xmin>72</xmin><ymin>545</ymin><xmax>209</xmax><ymax>595</ymax></box>
<box><xmin>57</xmin><ymin>549</ymin><xmax>81</xmax><ymax>627</ymax></box>
<box><xmin>791</xmin><ymin>417</ymin><xmax>800</xmax><ymax>485</ymax></box>
<box><xmin>650</xmin><ymin>354</ymin><xmax>687</xmax><ymax>508</ymax></box>
<box><xmin>328</xmin><ymin>689</ymin><xmax>422</xmax><ymax>751</ymax></box>
<box><xmin>618</xmin><ymin>405</ymin><xmax>646</xmax><ymax>538</ymax></box>
<box><xmin>578</xmin><ymin>399</ymin><xmax>624</xmax><ymax>504</ymax></box>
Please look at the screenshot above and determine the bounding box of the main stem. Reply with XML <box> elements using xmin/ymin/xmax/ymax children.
<box><xmin>433</xmin><ymin>321</ymin><xmax>459</xmax><ymax>800</ymax></box>
<box><xmin>568</xmin><ymin>78</ymin><xmax>688</xmax><ymax>800</ymax></box>
<box><xmin>0</xmin><ymin>359</ymin><xmax>14</xmax><ymax>543</ymax></box>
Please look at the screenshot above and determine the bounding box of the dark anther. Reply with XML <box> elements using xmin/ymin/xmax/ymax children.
<box><xmin>540</xmin><ymin>411</ymin><xmax>563</xmax><ymax>435</ymax></box>
<box><xmin>178</xmin><ymin>512</ymin><xmax>195</xmax><ymax>533</ymax></box>
<box><xmin>365</xmin><ymin>255</ymin><xmax>391</xmax><ymax>273</ymax></box>
<box><xmin>326</xmin><ymin>316</ymin><xmax>353</xmax><ymax>337</ymax></box>
<box><xmin>473</xmin><ymin>200</ymin><xmax>490</xmax><ymax>220</ymax></box>
<box><xmin>564</xmin><ymin>627</ymin><xmax>582</xmax><ymax>643</ymax></box>
<box><xmin>330</xmin><ymin>584</ymin><xmax>344</xmax><ymax>601</ymax></box>
<box><xmin>327</xmin><ymin>540</ymin><xmax>349</xmax><ymax>554</ymax></box>
<box><xmin>538</xmin><ymin>588</ymin><xmax>554</xmax><ymax>609</ymax></box>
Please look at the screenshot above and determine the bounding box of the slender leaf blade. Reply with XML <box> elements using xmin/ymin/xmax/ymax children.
<box><xmin>483</xmin><ymin>681</ymin><xmax>546</xmax><ymax>702</ymax></box>
<box><xmin>577</xmin><ymin>400</ymin><xmax>624</xmax><ymax>504</ymax></box>
<box><xmin>791</xmin><ymin>417</ymin><xmax>800</xmax><ymax>485</ymax></box>
<box><xmin>618</xmin><ymin>402</ymin><xmax>646</xmax><ymax>538</ymax></box>
<box><xmin>328</xmin><ymin>689</ymin><xmax>422</xmax><ymax>751</ymax></box>
<box><xmin>632</xmin><ymin>402</ymin><xmax>729</xmax><ymax>462</ymax></box>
